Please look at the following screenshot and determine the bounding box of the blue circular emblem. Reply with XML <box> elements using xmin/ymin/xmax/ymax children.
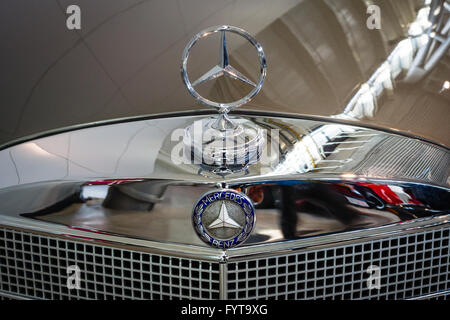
<box><xmin>192</xmin><ymin>189</ymin><xmax>256</xmax><ymax>249</ymax></box>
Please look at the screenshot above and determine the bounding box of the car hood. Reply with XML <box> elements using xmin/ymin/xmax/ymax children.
<box><xmin>1</xmin><ymin>0</ymin><xmax>449</xmax><ymax>148</ymax></box>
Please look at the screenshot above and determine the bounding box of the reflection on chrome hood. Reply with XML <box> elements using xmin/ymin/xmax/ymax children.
<box><xmin>0</xmin><ymin>113</ymin><xmax>448</xmax><ymax>250</ymax></box>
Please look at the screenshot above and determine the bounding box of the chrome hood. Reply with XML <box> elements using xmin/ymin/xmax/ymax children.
<box><xmin>0</xmin><ymin>112</ymin><xmax>448</xmax><ymax>257</ymax></box>
<box><xmin>1</xmin><ymin>0</ymin><xmax>449</xmax><ymax>148</ymax></box>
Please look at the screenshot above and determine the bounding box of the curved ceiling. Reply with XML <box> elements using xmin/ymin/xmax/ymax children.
<box><xmin>1</xmin><ymin>0</ymin><xmax>449</xmax><ymax>146</ymax></box>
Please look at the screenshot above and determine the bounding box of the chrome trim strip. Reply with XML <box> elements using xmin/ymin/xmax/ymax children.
<box><xmin>219</xmin><ymin>263</ymin><xmax>228</xmax><ymax>300</ymax></box>
<box><xmin>0</xmin><ymin>290</ymin><xmax>33</xmax><ymax>300</ymax></box>
<box><xmin>408</xmin><ymin>290</ymin><xmax>450</xmax><ymax>300</ymax></box>
<box><xmin>1</xmin><ymin>214</ymin><xmax>449</xmax><ymax>262</ymax></box>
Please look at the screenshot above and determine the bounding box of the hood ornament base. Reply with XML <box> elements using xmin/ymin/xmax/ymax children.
<box><xmin>183</xmin><ymin>116</ymin><xmax>265</xmax><ymax>170</ymax></box>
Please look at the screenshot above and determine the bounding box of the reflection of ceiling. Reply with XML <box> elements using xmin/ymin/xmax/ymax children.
<box><xmin>0</xmin><ymin>118</ymin><xmax>182</xmax><ymax>188</ymax></box>
<box><xmin>1</xmin><ymin>0</ymin><xmax>449</xmax><ymax>147</ymax></box>
<box><xmin>2</xmin><ymin>113</ymin><xmax>448</xmax><ymax>191</ymax></box>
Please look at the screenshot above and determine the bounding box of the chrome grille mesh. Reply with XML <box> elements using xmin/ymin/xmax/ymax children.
<box><xmin>1</xmin><ymin>226</ymin><xmax>449</xmax><ymax>300</ymax></box>
<box><xmin>0</xmin><ymin>228</ymin><xmax>220</xmax><ymax>299</ymax></box>
<box><xmin>227</xmin><ymin>227</ymin><xmax>450</xmax><ymax>299</ymax></box>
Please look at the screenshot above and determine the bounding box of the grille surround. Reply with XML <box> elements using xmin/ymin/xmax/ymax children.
<box><xmin>0</xmin><ymin>220</ymin><xmax>449</xmax><ymax>300</ymax></box>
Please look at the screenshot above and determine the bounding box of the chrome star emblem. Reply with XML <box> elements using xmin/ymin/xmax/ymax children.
<box><xmin>192</xmin><ymin>31</ymin><xmax>256</xmax><ymax>88</ymax></box>
<box><xmin>208</xmin><ymin>201</ymin><xmax>241</xmax><ymax>229</ymax></box>
<box><xmin>181</xmin><ymin>25</ymin><xmax>266</xmax><ymax>112</ymax></box>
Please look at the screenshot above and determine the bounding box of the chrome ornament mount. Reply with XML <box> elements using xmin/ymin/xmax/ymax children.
<box><xmin>192</xmin><ymin>189</ymin><xmax>256</xmax><ymax>249</ymax></box>
<box><xmin>181</xmin><ymin>25</ymin><xmax>267</xmax><ymax>169</ymax></box>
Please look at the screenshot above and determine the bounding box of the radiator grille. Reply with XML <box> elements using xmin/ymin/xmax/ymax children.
<box><xmin>1</xmin><ymin>226</ymin><xmax>449</xmax><ymax>300</ymax></box>
<box><xmin>227</xmin><ymin>227</ymin><xmax>450</xmax><ymax>299</ymax></box>
<box><xmin>0</xmin><ymin>228</ymin><xmax>220</xmax><ymax>299</ymax></box>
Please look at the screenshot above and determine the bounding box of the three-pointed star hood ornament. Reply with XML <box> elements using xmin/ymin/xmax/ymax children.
<box><xmin>191</xmin><ymin>31</ymin><xmax>256</xmax><ymax>88</ymax></box>
<box><xmin>181</xmin><ymin>25</ymin><xmax>266</xmax><ymax>113</ymax></box>
<box><xmin>181</xmin><ymin>26</ymin><xmax>267</xmax><ymax>171</ymax></box>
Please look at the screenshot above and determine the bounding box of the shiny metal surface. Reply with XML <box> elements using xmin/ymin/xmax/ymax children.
<box><xmin>1</xmin><ymin>0</ymin><xmax>449</xmax><ymax>147</ymax></box>
<box><xmin>409</xmin><ymin>290</ymin><xmax>450</xmax><ymax>300</ymax></box>
<box><xmin>0</xmin><ymin>291</ymin><xmax>31</xmax><ymax>300</ymax></box>
<box><xmin>0</xmin><ymin>113</ymin><xmax>448</xmax><ymax>250</ymax></box>
<box><xmin>0</xmin><ymin>113</ymin><xmax>448</xmax><ymax>188</ymax></box>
